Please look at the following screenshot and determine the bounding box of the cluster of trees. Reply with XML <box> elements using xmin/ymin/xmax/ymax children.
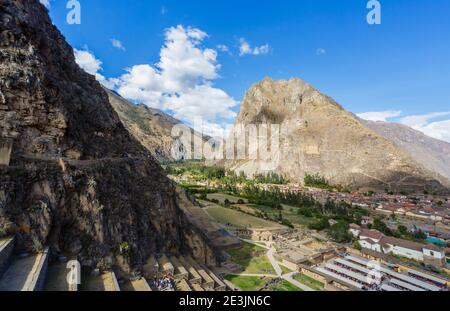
<box><xmin>221</xmin><ymin>184</ymin><xmax>367</xmax><ymax>243</ymax></box>
<box><xmin>165</xmin><ymin>162</ymin><xmax>226</xmax><ymax>180</ymax></box>
<box><xmin>253</xmin><ymin>172</ymin><xmax>289</xmax><ymax>185</ymax></box>
<box><xmin>370</xmin><ymin>217</ymin><xmax>428</xmax><ymax>242</ymax></box>
<box><xmin>304</xmin><ymin>174</ymin><xmax>332</xmax><ymax>190</ymax></box>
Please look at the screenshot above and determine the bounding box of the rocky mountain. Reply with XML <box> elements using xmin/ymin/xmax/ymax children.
<box><xmin>362</xmin><ymin>120</ymin><xmax>450</xmax><ymax>183</ymax></box>
<box><xmin>227</xmin><ymin>77</ymin><xmax>450</xmax><ymax>194</ymax></box>
<box><xmin>0</xmin><ymin>0</ymin><xmax>216</xmax><ymax>276</ymax></box>
<box><xmin>106</xmin><ymin>88</ymin><xmax>205</xmax><ymax>162</ymax></box>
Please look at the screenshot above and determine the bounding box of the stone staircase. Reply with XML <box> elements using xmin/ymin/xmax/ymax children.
<box><xmin>120</xmin><ymin>277</ymin><xmax>152</xmax><ymax>292</ymax></box>
<box><xmin>0</xmin><ymin>236</ymin><xmax>120</xmax><ymax>292</ymax></box>
<box><xmin>0</xmin><ymin>240</ymin><xmax>49</xmax><ymax>291</ymax></box>
<box><xmin>81</xmin><ymin>271</ymin><xmax>120</xmax><ymax>292</ymax></box>
<box><xmin>0</xmin><ymin>240</ymin><xmax>227</xmax><ymax>292</ymax></box>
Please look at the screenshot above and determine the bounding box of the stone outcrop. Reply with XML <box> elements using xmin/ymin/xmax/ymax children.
<box><xmin>227</xmin><ymin>77</ymin><xmax>450</xmax><ymax>194</ymax></box>
<box><xmin>0</xmin><ymin>0</ymin><xmax>217</xmax><ymax>275</ymax></box>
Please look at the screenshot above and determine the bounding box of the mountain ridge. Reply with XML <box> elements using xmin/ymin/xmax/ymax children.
<box><xmin>227</xmin><ymin>77</ymin><xmax>450</xmax><ymax>194</ymax></box>
<box><xmin>0</xmin><ymin>0</ymin><xmax>217</xmax><ymax>275</ymax></box>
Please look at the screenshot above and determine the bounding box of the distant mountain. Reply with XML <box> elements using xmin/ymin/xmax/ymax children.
<box><xmin>106</xmin><ymin>88</ymin><xmax>206</xmax><ymax>162</ymax></box>
<box><xmin>226</xmin><ymin>77</ymin><xmax>450</xmax><ymax>194</ymax></box>
<box><xmin>362</xmin><ymin>120</ymin><xmax>450</xmax><ymax>182</ymax></box>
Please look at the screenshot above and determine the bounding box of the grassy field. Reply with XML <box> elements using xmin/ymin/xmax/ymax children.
<box><xmin>241</xmin><ymin>256</ymin><xmax>276</xmax><ymax>274</ymax></box>
<box><xmin>279</xmin><ymin>264</ymin><xmax>293</xmax><ymax>275</ymax></box>
<box><xmin>228</xmin><ymin>241</ymin><xmax>266</xmax><ymax>258</ymax></box>
<box><xmin>268</xmin><ymin>280</ymin><xmax>303</xmax><ymax>291</ymax></box>
<box><xmin>224</xmin><ymin>275</ymin><xmax>272</xmax><ymax>291</ymax></box>
<box><xmin>227</xmin><ymin>242</ymin><xmax>275</xmax><ymax>275</ymax></box>
<box><xmin>206</xmin><ymin>206</ymin><xmax>280</xmax><ymax>229</ymax></box>
<box><xmin>248</xmin><ymin>204</ymin><xmax>319</xmax><ymax>227</ymax></box>
<box><xmin>293</xmin><ymin>273</ymin><xmax>325</xmax><ymax>291</ymax></box>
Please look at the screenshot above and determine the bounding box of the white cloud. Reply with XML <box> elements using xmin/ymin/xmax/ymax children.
<box><xmin>358</xmin><ymin>110</ymin><xmax>450</xmax><ymax>143</ymax></box>
<box><xmin>75</xmin><ymin>25</ymin><xmax>238</xmax><ymax>136</ymax></box>
<box><xmin>399</xmin><ymin>112</ymin><xmax>450</xmax><ymax>142</ymax></box>
<box><xmin>316</xmin><ymin>48</ymin><xmax>326</xmax><ymax>55</ymax></box>
<box><xmin>111</xmin><ymin>39</ymin><xmax>126</xmax><ymax>51</ymax></box>
<box><xmin>74</xmin><ymin>49</ymin><xmax>102</xmax><ymax>75</ymax></box>
<box><xmin>418</xmin><ymin>120</ymin><xmax>450</xmax><ymax>143</ymax></box>
<box><xmin>74</xmin><ymin>49</ymin><xmax>116</xmax><ymax>89</ymax></box>
<box><xmin>239</xmin><ymin>38</ymin><xmax>270</xmax><ymax>56</ymax></box>
<box><xmin>217</xmin><ymin>44</ymin><xmax>229</xmax><ymax>53</ymax></box>
<box><xmin>357</xmin><ymin>110</ymin><xmax>403</xmax><ymax>122</ymax></box>
<box><xmin>40</xmin><ymin>0</ymin><xmax>52</xmax><ymax>8</ymax></box>
<box><xmin>399</xmin><ymin>112</ymin><xmax>450</xmax><ymax>128</ymax></box>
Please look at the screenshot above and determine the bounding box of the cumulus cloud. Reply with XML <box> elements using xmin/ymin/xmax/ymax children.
<box><xmin>399</xmin><ymin>112</ymin><xmax>450</xmax><ymax>129</ymax></box>
<box><xmin>239</xmin><ymin>38</ymin><xmax>270</xmax><ymax>56</ymax></box>
<box><xmin>418</xmin><ymin>120</ymin><xmax>450</xmax><ymax>143</ymax></box>
<box><xmin>74</xmin><ymin>25</ymin><xmax>238</xmax><ymax>136</ymax></box>
<box><xmin>358</xmin><ymin>110</ymin><xmax>450</xmax><ymax>143</ymax></box>
<box><xmin>111</xmin><ymin>39</ymin><xmax>126</xmax><ymax>51</ymax></box>
<box><xmin>74</xmin><ymin>49</ymin><xmax>116</xmax><ymax>89</ymax></box>
<box><xmin>357</xmin><ymin>110</ymin><xmax>403</xmax><ymax>122</ymax></box>
<box><xmin>399</xmin><ymin>112</ymin><xmax>450</xmax><ymax>142</ymax></box>
<box><xmin>40</xmin><ymin>0</ymin><xmax>52</xmax><ymax>8</ymax></box>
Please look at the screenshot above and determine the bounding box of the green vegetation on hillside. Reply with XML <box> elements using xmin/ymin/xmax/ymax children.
<box><xmin>206</xmin><ymin>206</ymin><xmax>279</xmax><ymax>229</ymax></box>
<box><xmin>227</xmin><ymin>242</ymin><xmax>275</xmax><ymax>275</ymax></box>
<box><xmin>304</xmin><ymin>174</ymin><xmax>332</xmax><ymax>190</ymax></box>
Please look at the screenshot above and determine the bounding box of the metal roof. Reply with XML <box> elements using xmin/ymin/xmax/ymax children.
<box><xmin>380</xmin><ymin>284</ymin><xmax>404</xmax><ymax>291</ymax></box>
<box><xmin>390</xmin><ymin>278</ymin><xmax>426</xmax><ymax>291</ymax></box>
<box><xmin>325</xmin><ymin>263</ymin><xmax>379</xmax><ymax>285</ymax></box>
<box><xmin>315</xmin><ymin>267</ymin><xmax>364</xmax><ymax>289</ymax></box>
<box><xmin>407</xmin><ymin>269</ymin><xmax>447</xmax><ymax>286</ymax></box>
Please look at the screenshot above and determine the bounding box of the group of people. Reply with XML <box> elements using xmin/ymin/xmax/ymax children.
<box><xmin>150</xmin><ymin>274</ymin><xmax>175</xmax><ymax>291</ymax></box>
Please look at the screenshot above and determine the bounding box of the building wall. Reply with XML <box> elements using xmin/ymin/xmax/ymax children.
<box><xmin>349</xmin><ymin>229</ymin><xmax>360</xmax><ymax>237</ymax></box>
<box><xmin>423</xmin><ymin>249</ymin><xmax>445</xmax><ymax>260</ymax></box>
<box><xmin>390</xmin><ymin>246</ymin><xmax>423</xmax><ymax>262</ymax></box>
<box><xmin>360</xmin><ymin>240</ymin><xmax>381</xmax><ymax>253</ymax></box>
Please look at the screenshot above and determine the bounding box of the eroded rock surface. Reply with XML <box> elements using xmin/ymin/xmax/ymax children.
<box><xmin>0</xmin><ymin>0</ymin><xmax>217</xmax><ymax>274</ymax></box>
<box><xmin>227</xmin><ymin>77</ymin><xmax>450</xmax><ymax>194</ymax></box>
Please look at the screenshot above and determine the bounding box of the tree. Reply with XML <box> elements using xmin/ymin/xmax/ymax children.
<box><xmin>397</xmin><ymin>225</ymin><xmax>408</xmax><ymax>236</ymax></box>
<box><xmin>308</xmin><ymin>217</ymin><xmax>330</xmax><ymax>231</ymax></box>
<box><xmin>328</xmin><ymin>221</ymin><xmax>352</xmax><ymax>243</ymax></box>
<box><xmin>373</xmin><ymin>218</ymin><xmax>393</xmax><ymax>236</ymax></box>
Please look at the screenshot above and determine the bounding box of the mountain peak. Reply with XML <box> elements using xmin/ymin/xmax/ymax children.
<box><xmin>230</xmin><ymin>76</ymin><xmax>450</xmax><ymax>194</ymax></box>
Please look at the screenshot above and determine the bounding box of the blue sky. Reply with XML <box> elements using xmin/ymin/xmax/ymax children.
<box><xmin>43</xmin><ymin>0</ymin><xmax>450</xmax><ymax>141</ymax></box>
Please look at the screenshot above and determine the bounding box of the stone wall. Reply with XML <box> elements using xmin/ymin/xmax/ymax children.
<box><xmin>0</xmin><ymin>139</ymin><xmax>12</xmax><ymax>166</ymax></box>
<box><xmin>26</xmin><ymin>248</ymin><xmax>49</xmax><ymax>291</ymax></box>
<box><xmin>0</xmin><ymin>237</ymin><xmax>14</xmax><ymax>277</ymax></box>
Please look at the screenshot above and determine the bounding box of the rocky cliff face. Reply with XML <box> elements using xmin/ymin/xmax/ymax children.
<box><xmin>107</xmin><ymin>89</ymin><xmax>205</xmax><ymax>163</ymax></box>
<box><xmin>362</xmin><ymin>120</ymin><xmax>450</xmax><ymax>182</ymax></box>
<box><xmin>228</xmin><ymin>77</ymin><xmax>450</xmax><ymax>194</ymax></box>
<box><xmin>0</xmin><ymin>0</ymin><xmax>216</xmax><ymax>274</ymax></box>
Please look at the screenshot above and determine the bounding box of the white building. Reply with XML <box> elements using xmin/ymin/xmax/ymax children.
<box><xmin>349</xmin><ymin>227</ymin><xmax>446</xmax><ymax>268</ymax></box>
